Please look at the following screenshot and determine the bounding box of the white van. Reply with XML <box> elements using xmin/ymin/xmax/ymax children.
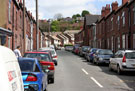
<box><xmin>0</xmin><ymin>46</ymin><xmax>24</xmax><ymax>91</ymax></box>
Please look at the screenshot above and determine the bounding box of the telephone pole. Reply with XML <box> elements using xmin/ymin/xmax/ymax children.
<box><xmin>23</xmin><ymin>0</ymin><xmax>26</xmax><ymax>53</ymax></box>
<box><xmin>36</xmin><ymin>0</ymin><xmax>39</xmax><ymax>50</ymax></box>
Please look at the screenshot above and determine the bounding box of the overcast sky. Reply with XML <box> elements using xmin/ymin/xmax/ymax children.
<box><xmin>26</xmin><ymin>0</ymin><xmax>121</xmax><ymax>20</ymax></box>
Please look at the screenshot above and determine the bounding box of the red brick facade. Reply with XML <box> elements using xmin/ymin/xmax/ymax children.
<box><xmin>75</xmin><ymin>0</ymin><xmax>135</xmax><ymax>52</ymax></box>
<box><xmin>0</xmin><ymin>0</ymin><xmax>44</xmax><ymax>53</ymax></box>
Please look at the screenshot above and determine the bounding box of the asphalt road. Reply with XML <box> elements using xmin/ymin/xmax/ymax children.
<box><xmin>48</xmin><ymin>50</ymin><xmax>135</xmax><ymax>91</ymax></box>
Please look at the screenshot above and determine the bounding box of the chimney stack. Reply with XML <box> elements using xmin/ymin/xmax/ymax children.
<box><xmin>111</xmin><ymin>1</ymin><xmax>118</xmax><ymax>11</ymax></box>
<box><xmin>122</xmin><ymin>0</ymin><xmax>129</xmax><ymax>5</ymax></box>
<box><xmin>105</xmin><ymin>4</ymin><xmax>110</xmax><ymax>15</ymax></box>
<box><xmin>101</xmin><ymin>7</ymin><xmax>105</xmax><ymax>17</ymax></box>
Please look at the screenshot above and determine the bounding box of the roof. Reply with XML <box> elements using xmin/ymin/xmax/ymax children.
<box><xmin>64</xmin><ymin>30</ymin><xmax>81</xmax><ymax>34</ymax></box>
<box><xmin>18</xmin><ymin>57</ymin><xmax>37</xmax><ymax>61</ymax></box>
<box><xmin>51</xmin><ymin>36</ymin><xmax>60</xmax><ymax>40</ymax></box>
<box><xmin>25</xmin><ymin>51</ymin><xmax>48</xmax><ymax>54</ymax></box>
<box><xmin>85</xmin><ymin>15</ymin><xmax>101</xmax><ymax>26</ymax></box>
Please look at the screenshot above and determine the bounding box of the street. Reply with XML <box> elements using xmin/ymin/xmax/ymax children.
<box><xmin>48</xmin><ymin>50</ymin><xmax>135</xmax><ymax>91</ymax></box>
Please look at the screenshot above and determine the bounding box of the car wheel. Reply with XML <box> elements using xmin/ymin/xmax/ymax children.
<box><xmin>96</xmin><ymin>61</ymin><xmax>100</xmax><ymax>66</ymax></box>
<box><xmin>55</xmin><ymin>62</ymin><xmax>58</xmax><ymax>66</ymax></box>
<box><xmin>93</xmin><ymin>59</ymin><xmax>96</xmax><ymax>64</ymax></box>
<box><xmin>51</xmin><ymin>78</ymin><xmax>54</xmax><ymax>83</ymax></box>
<box><xmin>109</xmin><ymin>63</ymin><xmax>112</xmax><ymax>71</ymax></box>
<box><xmin>117</xmin><ymin>65</ymin><xmax>122</xmax><ymax>75</ymax></box>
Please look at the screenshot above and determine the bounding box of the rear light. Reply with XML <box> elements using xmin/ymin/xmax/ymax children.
<box><xmin>48</xmin><ymin>65</ymin><xmax>55</xmax><ymax>70</ymax></box>
<box><xmin>40</xmin><ymin>61</ymin><xmax>55</xmax><ymax>70</ymax></box>
<box><xmin>54</xmin><ymin>56</ymin><xmax>57</xmax><ymax>58</ymax></box>
<box><xmin>122</xmin><ymin>55</ymin><xmax>126</xmax><ymax>63</ymax></box>
<box><xmin>26</xmin><ymin>74</ymin><xmax>37</xmax><ymax>81</ymax></box>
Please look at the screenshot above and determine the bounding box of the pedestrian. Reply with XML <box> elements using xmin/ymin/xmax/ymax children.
<box><xmin>14</xmin><ymin>46</ymin><xmax>22</xmax><ymax>58</ymax></box>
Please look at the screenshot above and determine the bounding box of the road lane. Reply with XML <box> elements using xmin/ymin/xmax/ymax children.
<box><xmin>48</xmin><ymin>50</ymin><xmax>135</xmax><ymax>91</ymax></box>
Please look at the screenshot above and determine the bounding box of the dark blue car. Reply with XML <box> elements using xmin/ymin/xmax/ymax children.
<box><xmin>18</xmin><ymin>58</ymin><xmax>48</xmax><ymax>91</ymax></box>
<box><xmin>89</xmin><ymin>48</ymin><xmax>98</xmax><ymax>62</ymax></box>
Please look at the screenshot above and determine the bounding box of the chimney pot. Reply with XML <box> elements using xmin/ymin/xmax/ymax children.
<box><xmin>111</xmin><ymin>1</ymin><xmax>118</xmax><ymax>11</ymax></box>
<box><xmin>122</xmin><ymin>0</ymin><xmax>129</xmax><ymax>5</ymax></box>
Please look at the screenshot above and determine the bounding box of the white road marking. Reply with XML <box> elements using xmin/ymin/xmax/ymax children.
<box><xmin>91</xmin><ymin>77</ymin><xmax>103</xmax><ymax>88</ymax></box>
<box><xmin>82</xmin><ymin>68</ymin><xmax>89</xmax><ymax>75</ymax></box>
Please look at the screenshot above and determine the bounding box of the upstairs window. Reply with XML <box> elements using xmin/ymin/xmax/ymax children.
<box><xmin>122</xmin><ymin>12</ymin><xmax>125</xmax><ymax>27</ymax></box>
<box><xmin>111</xmin><ymin>17</ymin><xmax>113</xmax><ymax>30</ymax></box>
<box><xmin>133</xmin><ymin>5</ymin><xmax>135</xmax><ymax>25</ymax></box>
<box><xmin>8</xmin><ymin>0</ymin><xmax>11</xmax><ymax>22</ymax></box>
<box><xmin>117</xmin><ymin>15</ymin><xmax>120</xmax><ymax>30</ymax></box>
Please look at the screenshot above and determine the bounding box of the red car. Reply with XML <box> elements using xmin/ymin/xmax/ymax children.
<box><xmin>23</xmin><ymin>51</ymin><xmax>55</xmax><ymax>83</ymax></box>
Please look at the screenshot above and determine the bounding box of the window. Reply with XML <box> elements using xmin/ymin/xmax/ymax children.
<box><xmin>8</xmin><ymin>0</ymin><xmax>11</xmax><ymax>22</ymax></box>
<box><xmin>111</xmin><ymin>18</ymin><xmax>113</xmax><ymax>30</ymax></box>
<box><xmin>122</xmin><ymin>34</ymin><xmax>125</xmax><ymax>49</ymax></box>
<box><xmin>117</xmin><ymin>15</ymin><xmax>120</xmax><ymax>29</ymax></box>
<box><xmin>8</xmin><ymin>37</ymin><xmax>11</xmax><ymax>48</ymax></box>
<box><xmin>16</xmin><ymin>10</ymin><xmax>18</xmax><ymax>30</ymax></box>
<box><xmin>20</xmin><ymin>12</ymin><xmax>21</xmax><ymax>28</ymax></box>
<box><xmin>0</xmin><ymin>37</ymin><xmax>1</xmax><ymax>45</ymax></box>
<box><xmin>133</xmin><ymin>5</ymin><xmax>135</xmax><ymax>25</ymax></box>
<box><xmin>133</xmin><ymin>34</ymin><xmax>135</xmax><ymax>49</ymax></box>
<box><xmin>122</xmin><ymin>12</ymin><xmax>125</xmax><ymax>27</ymax></box>
<box><xmin>107</xmin><ymin>38</ymin><xmax>109</xmax><ymax>49</ymax></box>
<box><xmin>118</xmin><ymin>37</ymin><xmax>120</xmax><ymax>49</ymax></box>
<box><xmin>126</xmin><ymin>34</ymin><xmax>128</xmax><ymax>49</ymax></box>
<box><xmin>111</xmin><ymin>36</ymin><xmax>113</xmax><ymax>50</ymax></box>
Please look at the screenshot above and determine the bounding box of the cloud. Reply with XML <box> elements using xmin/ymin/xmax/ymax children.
<box><xmin>25</xmin><ymin>0</ymin><xmax>121</xmax><ymax>19</ymax></box>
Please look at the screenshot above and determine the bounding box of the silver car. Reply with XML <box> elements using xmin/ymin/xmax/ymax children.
<box><xmin>109</xmin><ymin>50</ymin><xmax>135</xmax><ymax>74</ymax></box>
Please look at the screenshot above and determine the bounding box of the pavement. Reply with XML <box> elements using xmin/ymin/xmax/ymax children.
<box><xmin>48</xmin><ymin>50</ymin><xmax>135</xmax><ymax>91</ymax></box>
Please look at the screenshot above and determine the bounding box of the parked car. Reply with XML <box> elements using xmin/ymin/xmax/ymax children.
<box><xmin>86</xmin><ymin>48</ymin><xmax>98</xmax><ymax>62</ymax></box>
<box><xmin>84</xmin><ymin>46</ymin><xmax>91</xmax><ymax>59</ymax></box>
<box><xmin>109</xmin><ymin>50</ymin><xmax>135</xmax><ymax>74</ymax></box>
<box><xmin>79</xmin><ymin>46</ymin><xmax>90</xmax><ymax>57</ymax></box>
<box><xmin>18</xmin><ymin>58</ymin><xmax>48</xmax><ymax>91</ymax></box>
<box><xmin>40</xmin><ymin>48</ymin><xmax>58</xmax><ymax>66</ymax></box>
<box><xmin>24</xmin><ymin>51</ymin><xmax>55</xmax><ymax>83</ymax></box>
<box><xmin>0</xmin><ymin>46</ymin><xmax>24</xmax><ymax>91</ymax></box>
<box><xmin>72</xmin><ymin>44</ymin><xmax>80</xmax><ymax>54</ymax></box>
<box><xmin>65</xmin><ymin>46</ymin><xmax>73</xmax><ymax>51</ymax></box>
<box><xmin>93</xmin><ymin>49</ymin><xmax>113</xmax><ymax>65</ymax></box>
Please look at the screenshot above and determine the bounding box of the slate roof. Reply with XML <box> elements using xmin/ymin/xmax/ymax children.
<box><xmin>85</xmin><ymin>15</ymin><xmax>101</xmax><ymax>26</ymax></box>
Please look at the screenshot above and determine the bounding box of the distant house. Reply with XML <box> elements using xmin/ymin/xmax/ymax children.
<box><xmin>83</xmin><ymin>14</ymin><xmax>101</xmax><ymax>46</ymax></box>
<box><xmin>49</xmin><ymin>35</ymin><xmax>61</xmax><ymax>47</ymax></box>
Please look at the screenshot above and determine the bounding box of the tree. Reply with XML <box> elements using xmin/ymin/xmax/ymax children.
<box><xmin>54</xmin><ymin>13</ymin><xmax>63</xmax><ymax>20</ymax></box>
<box><xmin>51</xmin><ymin>21</ymin><xmax>60</xmax><ymax>32</ymax></box>
<box><xmin>81</xmin><ymin>10</ymin><xmax>90</xmax><ymax>17</ymax></box>
<box><xmin>72</xmin><ymin>14</ymin><xmax>81</xmax><ymax>19</ymax></box>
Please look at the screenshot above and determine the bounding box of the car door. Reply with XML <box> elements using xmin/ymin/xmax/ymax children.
<box><xmin>94</xmin><ymin>50</ymin><xmax>99</xmax><ymax>63</ymax></box>
<box><xmin>111</xmin><ymin>51</ymin><xmax>121</xmax><ymax>70</ymax></box>
<box><xmin>36</xmin><ymin>62</ymin><xmax>46</xmax><ymax>90</ymax></box>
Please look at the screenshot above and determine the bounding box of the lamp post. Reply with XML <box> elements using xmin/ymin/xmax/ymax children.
<box><xmin>23</xmin><ymin>0</ymin><xmax>26</xmax><ymax>53</ymax></box>
<box><xmin>36</xmin><ymin>0</ymin><xmax>39</xmax><ymax>50</ymax></box>
<box><xmin>47</xmin><ymin>19</ymin><xmax>51</xmax><ymax>47</ymax></box>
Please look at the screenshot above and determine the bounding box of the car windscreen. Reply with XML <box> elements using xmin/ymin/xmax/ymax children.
<box><xmin>125</xmin><ymin>52</ymin><xmax>135</xmax><ymax>59</ymax></box>
<box><xmin>82</xmin><ymin>46</ymin><xmax>89</xmax><ymax>51</ymax></box>
<box><xmin>24</xmin><ymin>53</ymin><xmax>51</xmax><ymax>61</ymax></box>
<box><xmin>50</xmin><ymin>50</ymin><xmax>55</xmax><ymax>55</ymax></box>
<box><xmin>99</xmin><ymin>50</ymin><xmax>113</xmax><ymax>55</ymax></box>
<box><xmin>19</xmin><ymin>60</ymin><xmax>34</xmax><ymax>72</ymax></box>
<box><xmin>91</xmin><ymin>49</ymin><xmax>97</xmax><ymax>53</ymax></box>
